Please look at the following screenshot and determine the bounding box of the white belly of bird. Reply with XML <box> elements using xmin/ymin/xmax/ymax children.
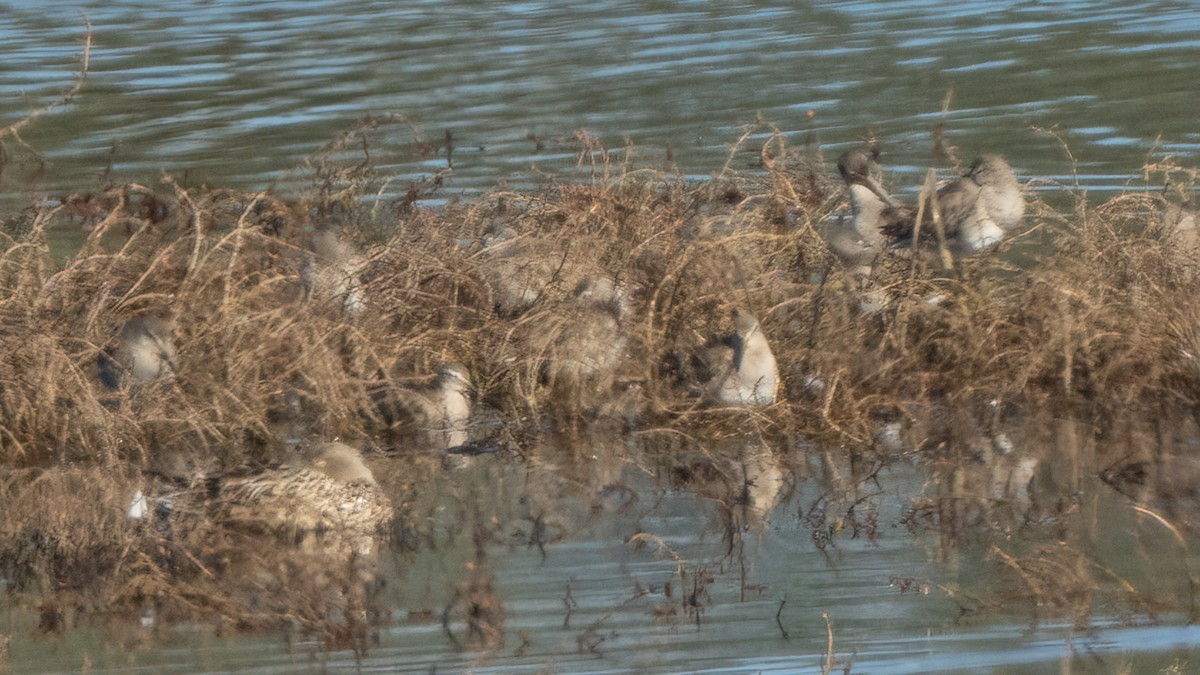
<box><xmin>957</xmin><ymin>208</ymin><xmax>1006</xmax><ymax>254</ymax></box>
<box><xmin>718</xmin><ymin>345</ymin><xmax>777</xmax><ymax>406</ymax></box>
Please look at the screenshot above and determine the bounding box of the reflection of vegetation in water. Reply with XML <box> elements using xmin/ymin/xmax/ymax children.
<box><xmin>4</xmin><ymin>92</ymin><xmax>1200</xmax><ymax>661</ymax></box>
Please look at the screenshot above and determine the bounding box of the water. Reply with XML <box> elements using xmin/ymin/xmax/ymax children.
<box><xmin>6</xmin><ymin>431</ymin><xmax>1200</xmax><ymax>673</ymax></box>
<box><xmin>4</xmin><ymin>1</ymin><xmax>1200</xmax><ymax>672</ymax></box>
<box><xmin>1</xmin><ymin>1</ymin><xmax>1198</xmax><ymax>206</ymax></box>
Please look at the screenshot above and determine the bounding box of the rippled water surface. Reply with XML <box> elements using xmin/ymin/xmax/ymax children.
<box><xmin>4</xmin><ymin>1</ymin><xmax>1200</xmax><ymax>672</ymax></box>
<box><xmin>1</xmin><ymin>0</ymin><xmax>1198</xmax><ymax>202</ymax></box>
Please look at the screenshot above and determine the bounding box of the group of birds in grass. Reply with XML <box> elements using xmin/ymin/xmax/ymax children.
<box><xmin>828</xmin><ymin>149</ymin><xmax>1025</xmax><ymax>280</ymax></box>
<box><xmin>109</xmin><ymin>146</ymin><xmax>1032</xmax><ymax>557</ymax></box>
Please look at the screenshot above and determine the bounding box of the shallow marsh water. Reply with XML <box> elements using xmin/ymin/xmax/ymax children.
<box><xmin>7</xmin><ymin>426</ymin><xmax>1200</xmax><ymax>673</ymax></box>
<box><xmin>4</xmin><ymin>1</ymin><xmax>1200</xmax><ymax>673</ymax></box>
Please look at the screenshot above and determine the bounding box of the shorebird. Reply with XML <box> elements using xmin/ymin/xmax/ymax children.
<box><xmin>205</xmin><ymin>441</ymin><xmax>394</xmax><ymax>556</ymax></box>
<box><xmin>1160</xmin><ymin>203</ymin><xmax>1200</xmax><ymax>269</ymax></box>
<box><xmin>825</xmin><ymin>149</ymin><xmax>911</xmax><ymax>278</ymax></box>
<box><xmin>887</xmin><ymin>155</ymin><xmax>1025</xmax><ymax>257</ymax></box>
<box><xmin>533</xmin><ymin>276</ymin><xmax>631</xmax><ymax>413</ymax></box>
<box><xmin>374</xmin><ymin>362</ymin><xmax>473</xmax><ymax>451</ymax></box>
<box><xmin>971</xmin><ymin>155</ymin><xmax>1025</xmax><ymax>232</ymax></box>
<box><xmin>477</xmin><ymin>226</ymin><xmax>560</xmax><ymax>315</ymax></box>
<box><xmin>700</xmin><ymin>310</ymin><xmax>778</xmax><ymax>407</ymax></box>
<box><xmin>306</xmin><ymin>229</ymin><xmax>367</xmax><ymax>316</ymax></box>
<box><xmin>98</xmin><ymin>315</ymin><xmax>178</xmax><ymax>389</ymax></box>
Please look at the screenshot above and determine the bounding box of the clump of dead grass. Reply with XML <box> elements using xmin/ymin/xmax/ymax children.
<box><xmin>3</xmin><ymin>114</ymin><xmax>1200</xmax><ymax>640</ymax></box>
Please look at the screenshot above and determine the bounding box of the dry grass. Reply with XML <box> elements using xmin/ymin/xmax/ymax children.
<box><xmin>2</xmin><ymin>118</ymin><xmax>1200</xmax><ymax>642</ymax></box>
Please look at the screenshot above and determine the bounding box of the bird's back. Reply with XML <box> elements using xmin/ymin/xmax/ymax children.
<box><xmin>208</xmin><ymin>464</ymin><xmax>393</xmax><ymax>555</ymax></box>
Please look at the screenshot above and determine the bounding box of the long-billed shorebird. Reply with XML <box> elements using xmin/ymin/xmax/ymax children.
<box><xmin>98</xmin><ymin>315</ymin><xmax>178</xmax><ymax>389</ymax></box>
<box><xmin>825</xmin><ymin>149</ymin><xmax>910</xmax><ymax>279</ymax></box>
<box><xmin>888</xmin><ymin>155</ymin><xmax>1025</xmax><ymax>257</ymax></box>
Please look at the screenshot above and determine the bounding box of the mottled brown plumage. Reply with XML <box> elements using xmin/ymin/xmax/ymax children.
<box><xmin>205</xmin><ymin>442</ymin><xmax>393</xmax><ymax>556</ymax></box>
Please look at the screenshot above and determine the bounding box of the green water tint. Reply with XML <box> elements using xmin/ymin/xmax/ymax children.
<box><xmin>6</xmin><ymin>423</ymin><xmax>1200</xmax><ymax>673</ymax></box>
<box><xmin>1</xmin><ymin>0</ymin><xmax>1197</xmax><ymax>205</ymax></box>
<box><xmin>4</xmin><ymin>0</ymin><xmax>1200</xmax><ymax>672</ymax></box>
<box><xmin>2</xmin><ymin>150</ymin><xmax>1195</xmax><ymax>671</ymax></box>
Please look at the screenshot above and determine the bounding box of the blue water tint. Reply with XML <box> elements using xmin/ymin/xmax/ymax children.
<box><xmin>942</xmin><ymin>59</ymin><xmax>1020</xmax><ymax>74</ymax></box>
<box><xmin>0</xmin><ymin>0</ymin><xmax>1191</xmax><ymax>201</ymax></box>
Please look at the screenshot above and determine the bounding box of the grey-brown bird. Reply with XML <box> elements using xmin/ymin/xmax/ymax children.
<box><xmin>887</xmin><ymin>155</ymin><xmax>1025</xmax><ymax>257</ymax></box>
<box><xmin>825</xmin><ymin>149</ymin><xmax>911</xmax><ymax>278</ymax></box>
<box><xmin>532</xmin><ymin>276</ymin><xmax>631</xmax><ymax>413</ymax></box>
<box><xmin>476</xmin><ymin>226</ymin><xmax>560</xmax><ymax>316</ymax></box>
<box><xmin>307</xmin><ymin>229</ymin><xmax>367</xmax><ymax>316</ymax></box>
<box><xmin>1159</xmin><ymin>203</ymin><xmax>1200</xmax><ymax>270</ymax></box>
<box><xmin>98</xmin><ymin>315</ymin><xmax>178</xmax><ymax>389</ymax></box>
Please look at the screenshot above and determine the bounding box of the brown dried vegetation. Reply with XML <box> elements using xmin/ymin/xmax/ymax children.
<box><xmin>2</xmin><ymin>116</ymin><xmax>1200</xmax><ymax>646</ymax></box>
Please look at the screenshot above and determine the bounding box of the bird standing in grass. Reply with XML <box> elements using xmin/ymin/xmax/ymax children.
<box><xmin>307</xmin><ymin>229</ymin><xmax>367</xmax><ymax>316</ymax></box>
<box><xmin>477</xmin><ymin>226</ymin><xmax>559</xmax><ymax>316</ymax></box>
<box><xmin>1159</xmin><ymin>203</ymin><xmax>1200</xmax><ymax>272</ymax></box>
<box><xmin>532</xmin><ymin>276</ymin><xmax>630</xmax><ymax>414</ymax></box>
<box><xmin>825</xmin><ymin>149</ymin><xmax>910</xmax><ymax>279</ymax></box>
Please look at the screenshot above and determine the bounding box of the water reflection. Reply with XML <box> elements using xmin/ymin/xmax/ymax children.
<box><xmin>8</xmin><ymin>419</ymin><xmax>1200</xmax><ymax>671</ymax></box>
<box><xmin>5</xmin><ymin>1</ymin><xmax>1200</xmax><ymax>672</ymax></box>
<box><xmin>331</xmin><ymin>420</ymin><xmax>1200</xmax><ymax>671</ymax></box>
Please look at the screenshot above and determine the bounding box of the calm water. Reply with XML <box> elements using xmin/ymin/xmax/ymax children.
<box><xmin>6</xmin><ymin>429</ymin><xmax>1200</xmax><ymax>673</ymax></box>
<box><xmin>4</xmin><ymin>1</ymin><xmax>1200</xmax><ymax>672</ymax></box>
<box><xmin>1</xmin><ymin>1</ymin><xmax>1198</xmax><ymax>205</ymax></box>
